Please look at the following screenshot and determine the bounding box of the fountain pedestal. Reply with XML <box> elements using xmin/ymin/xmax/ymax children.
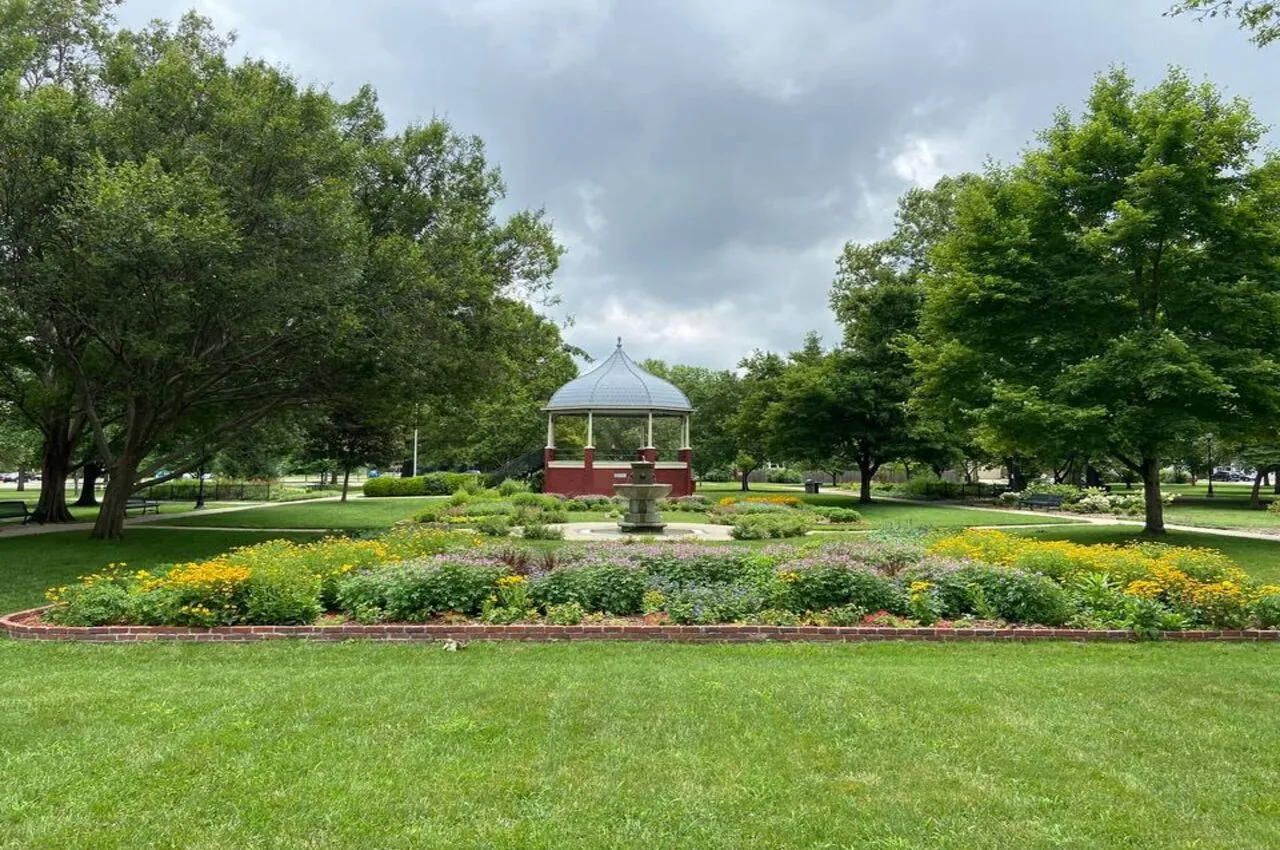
<box><xmin>614</xmin><ymin>461</ymin><xmax>671</xmax><ymax>532</ymax></box>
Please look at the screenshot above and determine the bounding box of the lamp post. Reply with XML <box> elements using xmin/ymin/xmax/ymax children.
<box><xmin>412</xmin><ymin>403</ymin><xmax>420</xmax><ymax>477</ymax></box>
<box><xmin>1206</xmin><ymin>434</ymin><xmax>1215</xmax><ymax>499</ymax></box>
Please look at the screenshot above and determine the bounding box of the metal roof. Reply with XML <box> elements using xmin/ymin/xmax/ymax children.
<box><xmin>544</xmin><ymin>340</ymin><xmax>693</xmax><ymax>413</ymax></box>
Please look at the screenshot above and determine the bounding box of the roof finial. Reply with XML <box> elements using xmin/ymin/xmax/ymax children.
<box><xmin>617</xmin><ymin>336</ymin><xmax>623</xmax><ymax>349</ymax></box>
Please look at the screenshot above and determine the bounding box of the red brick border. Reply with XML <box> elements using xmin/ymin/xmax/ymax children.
<box><xmin>4</xmin><ymin>607</ymin><xmax>1279</xmax><ymax>643</ymax></box>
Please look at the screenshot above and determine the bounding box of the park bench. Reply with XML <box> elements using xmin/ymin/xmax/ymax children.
<box><xmin>124</xmin><ymin>498</ymin><xmax>161</xmax><ymax>516</ymax></box>
<box><xmin>1026</xmin><ymin>494</ymin><xmax>1063</xmax><ymax>511</ymax></box>
<box><xmin>0</xmin><ymin>500</ymin><xmax>35</xmax><ymax>525</ymax></box>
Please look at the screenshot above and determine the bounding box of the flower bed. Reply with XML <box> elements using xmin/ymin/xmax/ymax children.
<box><xmin>28</xmin><ymin>529</ymin><xmax>1280</xmax><ymax>637</ymax></box>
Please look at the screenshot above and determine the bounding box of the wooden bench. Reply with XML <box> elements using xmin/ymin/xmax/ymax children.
<box><xmin>0</xmin><ymin>500</ymin><xmax>34</xmax><ymax>525</ymax></box>
<box><xmin>125</xmin><ymin>498</ymin><xmax>162</xmax><ymax>516</ymax></box>
<box><xmin>1026</xmin><ymin>494</ymin><xmax>1064</xmax><ymax>511</ymax></box>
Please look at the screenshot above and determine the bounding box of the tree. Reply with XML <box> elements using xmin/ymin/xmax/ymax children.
<box><xmin>0</xmin><ymin>0</ymin><xmax>119</xmax><ymax>523</ymax></box>
<box><xmin>412</xmin><ymin>302</ymin><xmax>576</xmax><ymax>471</ymax></box>
<box><xmin>1168</xmin><ymin>1</ymin><xmax>1280</xmax><ymax>46</ymax></box>
<box><xmin>1</xmin><ymin>8</ymin><xmax>563</xmax><ymax>538</ymax></box>
<box><xmin>304</xmin><ymin>404</ymin><xmax>404</xmax><ymax>502</ymax></box>
<box><xmin>917</xmin><ymin>68</ymin><xmax>1280</xmax><ymax>533</ymax></box>
<box><xmin>829</xmin><ymin>178</ymin><xmax>973</xmax><ymax>500</ymax></box>
<box><xmin>642</xmin><ymin>360</ymin><xmax>741</xmax><ymax>477</ymax></box>
<box><xmin>732</xmin><ymin>351</ymin><xmax>785</xmax><ymax>490</ymax></box>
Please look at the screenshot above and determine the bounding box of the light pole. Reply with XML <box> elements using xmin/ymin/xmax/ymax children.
<box><xmin>1206</xmin><ymin>434</ymin><xmax>1215</xmax><ymax>499</ymax></box>
<box><xmin>412</xmin><ymin>403</ymin><xmax>419</xmax><ymax>477</ymax></box>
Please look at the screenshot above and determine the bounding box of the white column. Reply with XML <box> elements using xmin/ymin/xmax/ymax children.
<box><xmin>682</xmin><ymin>415</ymin><xmax>691</xmax><ymax>450</ymax></box>
<box><xmin>586</xmin><ymin>411</ymin><xmax>594</xmax><ymax>448</ymax></box>
<box><xmin>546</xmin><ymin>413</ymin><xmax>555</xmax><ymax>449</ymax></box>
<box><xmin>646</xmin><ymin>412</ymin><xmax>654</xmax><ymax>449</ymax></box>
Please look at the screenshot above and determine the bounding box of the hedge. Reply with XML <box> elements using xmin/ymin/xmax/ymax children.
<box><xmin>363</xmin><ymin>472</ymin><xmax>485</xmax><ymax>497</ymax></box>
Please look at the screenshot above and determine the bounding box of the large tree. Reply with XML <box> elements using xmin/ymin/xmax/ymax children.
<box><xmin>1</xmin><ymin>7</ymin><xmax>563</xmax><ymax>538</ymax></box>
<box><xmin>641</xmin><ymin>360</ymin><xmax>741</xmax><ymax>477</ymax></box>
<box><xmin>917</xmin><ymin>68</ymin><xmax>1280</xmax><ymax>533</ymax></box>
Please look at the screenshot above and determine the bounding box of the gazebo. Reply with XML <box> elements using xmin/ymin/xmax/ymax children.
<box><xmin>542</xmin><ymin>339</ymin><xmax>695</xmax><ymax>497</ymax></box>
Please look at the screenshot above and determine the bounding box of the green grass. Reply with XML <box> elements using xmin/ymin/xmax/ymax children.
<box><xmin>1</xmin><ymin>641</ymin><xmax>1277</xmax><ymax>849</ymax></box>
<box><xmin>0</xmin><ymin>529</ymin><xmax>322</xmax><ymax>613</ymax></box>
<box><xmin>1164</xmin><ymin>502</ymin><xmax>1280</xmax><ymax>532</ymax></box>
<box><xmin>164</xmin><ymin>493</ymin><xmax>1077</xmax><ymax>532</ymax></box>
<box><xmin>0</xmin><ymin>499</ymin><xmax>243</xmax><ymax>526</ymax></box>
<box><xmin>162</xmin><ymin>496</ymin><xmax>448</xmax><ymax>530</ymax></box>
<box><xmin>1014</xmin><ymin>524</ymin><xmax>1280</xmax><ymax>584</ymax></box>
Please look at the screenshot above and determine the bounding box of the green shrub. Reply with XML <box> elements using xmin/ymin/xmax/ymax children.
<box><xmin>413</xmin><ymin>507</ymin><xmax>442</xmax><ymax>524</ymax></box>
<box><xmin>699</xmin><ymin>468</ymin><xmax>732</xmax><ymax>482</ymax></box>
<box><xmin>244</xmin><ymin>564</ymin><xmax>323</xmax><ymax>625</ymax></box>
<box><xmin>520</xmin><ymin>523</ymin><xmax>564</xmax><ymax>540</ymax></box>
<box><xmin>497</xmin><ymin>478</ymin><xmax>531</xmax><ymax>497</ymax></box>
<box><xmin>1254</xmin><ymin>591</ymin><xmax>1280</xmax><ymax>629</ymax></box>
<box><xmin>811</xmin><ymin>506</ymin><xmax>862</xmax><ymax>524</ymax></box>
<box><xmin>363</xmin><ymin>472</ymin><xmax>484</xmax><ymax>497</ymax></box>
<box><xmin>532</xmin><ymin>566</ymin><xmax>645</xmax><ymax>614</ymax></box>
<box><xmin>958</xmin><ymin>564</ymin><xmax>1071</xmax><ymax>626</ymax></box>
<box><xmin>779</xmin><ymin>564</ymin><xmax>905</xmax><ymax>614</ymax></box>
<box><xmin>764</xmin><ymin>468</ymin><xmax>804</xmax><ymax>484</ymax></box>
<box><xmin>1268</xmin><ymin>500</ymin><xmax>1280</xmax><ymax>515</ymax></box>
<box><xmin>545</xmin><ymin>602</ymin><xmax>586</xmax><ymax>625</ymax></box>
<box><xmin>474</xmin><ymin>516</ymin><xmax>511</xmax><ymax>537</ymax></box>
<box><xmin>45</xmin><ymin>581</ymin><xmax>136</xmax><ymax>626</ymax></box>
<box><xmin>658</xmin><ymin>582</ymin><xmax>767</xmax><ymax>624</ymax></box>
<box><xmin>729</xmin><ymin>514</ymin><xmax>811</xmax><ymax>540</ymax></box>
<box><xmin>511</xmin><ymin>492</ymin><xmax>563</xmax><ymax>509</ymax></box>
<box><xmin>364</xmin><ymin>561</ymin><xmax>506</xmax><ymax>621</ymax></box>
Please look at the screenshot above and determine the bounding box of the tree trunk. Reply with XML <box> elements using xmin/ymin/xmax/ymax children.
<box><xmin>1085</xmin><ymin>464</ymin><xmax>1103</xmax><ymax>488</ymax></box>
<box><xmin>75</xmin><ymin>461</ymin><xmax>103</xmax><ymax>507</ymax></box>
<box><xmin>16</xmin><ymin>468</ymin><xmax>26</xmax><ymax>492</ymax></box>
<box><xmin>32</xmin><ymin>432</ymin><xmax>75</xmax><ymax>523</ymax></box>
<box><xmin>857</xmin><ymin>459</ymin><xmax>876</xmax><ymax>504</ymax></box>
<box><xmin>1250</xmin><ymin>469</ymin><xmax>1264</xmax><ymax>510</ymax></box>
<box><xmin>740</xmin><ymin>469</ymin><xmax>750</xmax><ymax>491</ymax></box>
<box><xmin>1008</xmin><ymin>461</ymin><xmax>1026</xmax><ymax>492</ymax></box>
<box><xmin>91</xmin><ymin>459</ymin><xmax>140</xmax><ymax>540</ymax></box>
<box><xmin>1141</xmin><ymin>456</ymin><xmax>1165</xmax><ymax>535</ymax></box>
<box><xmin>341</xmin><ymin>466</ymin><xmax>352</xmax><ymax>503</ymax></box>
<box><xmin>830</xmin><ymin>471</ymin><xmax>839</xmax><ymax>486</ymax></box>
<box><xmin>1273</xmin><ymin>469</ymin><xmax>1279</xmax><ymax>495</ymax></box>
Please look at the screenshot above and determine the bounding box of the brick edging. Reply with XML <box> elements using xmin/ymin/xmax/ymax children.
<box><xmin>3</xmin><ymin>608</ymin><xmax>1279</xmax><ymax>643</ymax></box>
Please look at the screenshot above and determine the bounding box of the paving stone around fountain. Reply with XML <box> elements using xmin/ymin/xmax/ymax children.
<box><xmin>559</xmin><ymin>521</ymin><xmax>736</xmax><ymax>541</ymax></box>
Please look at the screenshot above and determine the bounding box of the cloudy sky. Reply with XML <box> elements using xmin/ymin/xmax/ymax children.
<box><xmin>122</xmin><ymin>0</ymin><xmax>1276</xmax><ymax>369</ymax></box>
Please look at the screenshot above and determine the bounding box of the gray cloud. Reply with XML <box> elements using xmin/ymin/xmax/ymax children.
<box><xmin>125</xmin><ymin>0</ymin><xmax>1277</xmax><ymax>367</ymax></box>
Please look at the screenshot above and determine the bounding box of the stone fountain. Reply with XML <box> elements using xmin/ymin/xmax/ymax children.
<box><xmin>614</xmin><ymin>460</ymin><xmax>670</xmax><ymax>532</ymax></box>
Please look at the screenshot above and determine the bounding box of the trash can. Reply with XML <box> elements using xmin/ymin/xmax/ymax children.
<box><xmin>804</xmin><ymin>479</ymin><xmax>820</xmax><ymax>494</ymax></box>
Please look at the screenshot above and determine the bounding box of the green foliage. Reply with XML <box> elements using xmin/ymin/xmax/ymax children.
<box><xmin>530</xmin><ymin>566</ymin><xmax>646</xmax><ymax>615</ymax></box>
<box><xmin>363</xmin><ymin>472</ymin><xmax>483</xmax><ymax>497</ymax></box>
<box><xmin>809</xmin><ymin>506</ymin><xmax>863</xmax><ymax>523</ymax></box>
<box><xmin>729</xmin><ymin>514</ymin><xmax>812</xmax><ymax>539</ymax></box>
<box><xmin>474</xmin><ymin>516</ymin><xmax>511</xmax><ymax>537</ymax></box>
<box><xmin>544</xmin><ymin>601</ymin><xmax>586</xmax><ymax>625</ymax></box>
<box><xmin>915</xmin><ymin>69</ymin><xmax>1280</xmax><ymax>535</ymax></box>
<box><xmin>1168</xmin><ymin>0</ymin><xmax>1280</xmax><ymax>46</ymax></box>
<box><xmin>779</xmin><ymin>565</ymin><xmax>906</xmax><ymax>615</ymax></box>
<box><xmin>520</xmin><ymin>522</ymin><xmax>564</xmax><ymax>541</ymax></box>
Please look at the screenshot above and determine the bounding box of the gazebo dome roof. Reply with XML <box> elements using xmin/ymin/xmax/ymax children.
<box><xmin>545</xmin><ymin>340</ymin><xmax>692</xmax><ymax>413</ymax></box>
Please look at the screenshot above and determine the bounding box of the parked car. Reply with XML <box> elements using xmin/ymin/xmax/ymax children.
<box><xmin>0</xmin><ymin>473</ymin><xmax>17</xmax><ymax>483</ymax></box>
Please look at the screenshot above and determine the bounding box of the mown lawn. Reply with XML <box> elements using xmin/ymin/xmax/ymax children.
<box><xmin>163</xmin><ymin>494</ymin><xmax>1077</xmax><ymax>532</ymax></box>
<box><xmin>1015</xmin><ymin>525</ymin><xmax>1280</xmax><ymax>584</ymax></box>
<box><xmin>0</xmin><ymin>529</ymin><xmax>322</xmax><ymax>613</ymax></box>
<box><xmin>1</xmin><ymin>641</ymin><xmax>1278</xmax><ymax>849</ymax></box>
<box><xmin>0</xmin><ymin>500</ymin><xmax>241</xmax><ymax>527</ymax></box>
<box><xmin>1164</xmin><ymin>502</ymin><xmax>1279</xmax><ymax>532</ymax></box>
<box><xmin>162</xmin><ymin>496</ymin><xmax>448</xmax><ymax>530</ymax></box>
